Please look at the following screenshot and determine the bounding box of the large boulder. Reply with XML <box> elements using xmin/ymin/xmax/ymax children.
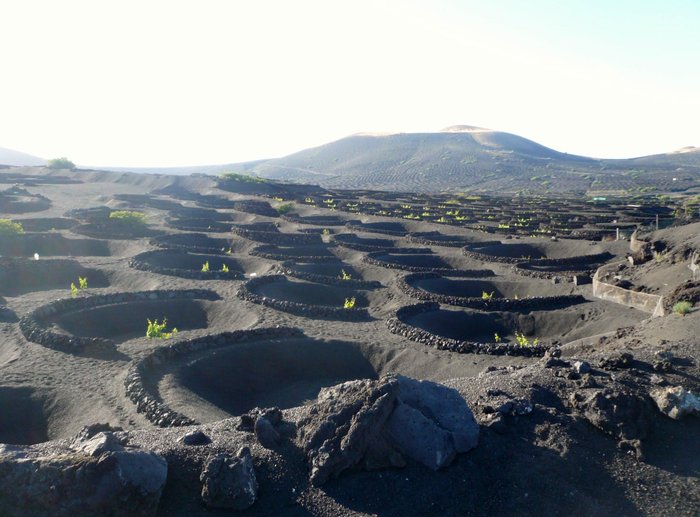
<box><xmin>0</xmin><ymin>431</ymin><xmax>167</xmax><ymax>517</ymax></box>
<box><xmin>651</xmin><ymin>386</ymin><xmax>700</xmax><ymax>420</ymax></box>
<box><xmin>394</xmin><ymin>375</ymin><xmax>479</xmax><ymax>454</ymax></box>
<box><xmin>296</xmin><ymin>375</ymin><xmax>479</xmax><ymax>485</ymax></box>
<box><xmin>200</xmin><ymin>447</ymin><xmax>258</xmax><ymax>510</ymax></box>
<box><xmin>568</xmin><ymin>388</ymin><xmax>651</xmax><ymax>448</ymax></box>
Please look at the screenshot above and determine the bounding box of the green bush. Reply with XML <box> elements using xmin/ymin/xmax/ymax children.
<box><xmin>109</xmin><ymin>211</ymin><xmax>146</xmax><ymax>225</ymax></box>
<box><xmin>673</xmin><ymin>301</ymin><xmax>693</xmax><ymax>315</ymax></box>
<box><xmin>275</xmin><ymin>203</ymin><xmax>294</xmax><ymax>215</ymax></box>
<box><xmin>219</xmin><ymin>172</ymin><xmax>267</xmax><ymax>183</ymax></box>
<box><xmin>0</xmin><ymin>219</ymin><xmax>24</xmax><ymax>235</ymax></box>
<box><xmin>47</xmin><ymin>157</ymin><xmax>75</xmax><ymax>170</ymax></box>
<box><xmin>146</xmin><ymin>318</ymin><xmax>178</xmax><ymax>339</ymax></box>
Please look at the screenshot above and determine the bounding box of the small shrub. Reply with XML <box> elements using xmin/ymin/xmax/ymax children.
<box><xmin>146</xmin><ymin>318</ymin><xmax>178</xmax><ymax>339</ymax></box>
<box><xmin>343</xmin><ymin>297</ymin><xmax>356</xmax><ymax>309</ymax></box>
<box><xmin>109</xmin><ymin>211</ymin><xmax>146</xmax><ymax>225</ymax></box>
<box><xmin>47</xmin><ymin>157</ymin><xmax>75</xmax><ymax>170</ymax></box>
<box><xmin>0</xmin><ymin>219</ymin><xmax>24</xmax><ymax>235</ymax></box>
<box><xmin>201</xmin><ymin>261</ymin><xmax>210</xmax><ymax>272</ymax></box>
<box><xmin>514</xmin><ymin>332</ymin><xmax>539</xmax><ymax>347</ymax></box>
<box><xmin>673</xmin><ymin>301</ymin><xmax>693</xmax><ymax>315</ymax></box>
<box><xmin>275</xmin><ymin>203</ymin><xmax>294</xmax><ymax>215</ymax></box>
<box><xmin>219</xmin><ymin>172</ymin><xmax>267</xmax><ymax>183</ymax></box>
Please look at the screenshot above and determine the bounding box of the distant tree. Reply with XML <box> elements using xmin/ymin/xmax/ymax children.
<box><xmin>47</xmin><ymin>157</ymin><xmax>75</xmax><ymax>170</ymax></box>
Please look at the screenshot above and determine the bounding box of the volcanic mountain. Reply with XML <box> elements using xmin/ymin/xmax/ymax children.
<box><xmin>0</xmin><ymin>147</ymin><xmax>45</xmax><ymax>167</ymax></box>
<box><xmin>222</xmin><ymin>126</ymin><xmax>700</xmax><ymax>194</ymax></box>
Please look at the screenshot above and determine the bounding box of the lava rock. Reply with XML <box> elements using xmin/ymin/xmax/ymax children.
<box><xmin>598</xmin><ymin>352</ymin><xmax>634</xmax><ymax>370</ymax></box>
<box><xmin>0</xmin><ymin>445</ymin><xmax>167</xmax><ymax>516</ymax></box>
<box><xmin>180</xmin><ymin>430</ymin><xmax>211</xmax><ymax>446</ymax></box>
<box><xmin>200</xmin><ymin>447</ymin><xmax>258</xmax><ymax>511</ymax></box>
<box><xmin>569</xmin><ymin>388</ymin><xmax>651</xmax><ymax>443</ymax></box>
<box><xmin>651</xmin><ymin>386</ymin><xmax>700</xmax><ymax>420</ymax></box>
<box><xmin>574</xmin><ymin>361</ymin><xmax>591</xmax><ymax>374</ymax></box>
<box><xmin>653</xmin><ymin>360</ymin><xmax>672</xmax><ymax>372</ymax></box>
<box><xmin>74</xmin><ymin>431</ymin><xmax>125</xmax><ymax>457</ymax></box>
<box><xmin>254</xmin><ymin>417</ymin><xmax>280</xmax><ymax>449</ymax></box>
<box><xmin>394</xmin><ymin>375</ymin><xmax>479</xmax><ymax>453</ymax></box>
<box><xmin>387</xmin><ymin>402</ymin><xmax>456</xmax><ymax>470</ymax></box>
<box><xmin>296</xmin><ymin>375</ymin><xmax>479</xmax><ymax>486</ymax></box>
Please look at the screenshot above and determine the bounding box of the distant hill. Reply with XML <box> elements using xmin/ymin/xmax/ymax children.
<box><xmin>8</xmin><ymin>127</ymin><xmax>700</xmax><ymax>195</ymax></box>
<box><xmin>0</xmin><ymin>147</ymin><xmax>45</xmax><ymax>167</ymax></box>
<box><xmin>220</xmin><ymin>127</ymin><xmax>700</xmax><ymax>194</ymax></box>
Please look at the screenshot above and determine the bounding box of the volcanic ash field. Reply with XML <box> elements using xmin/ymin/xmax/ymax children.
<box><xmin>0</xmin><ymin>167</ymin><xmax>698</xmax><ymax>516</ymax></box>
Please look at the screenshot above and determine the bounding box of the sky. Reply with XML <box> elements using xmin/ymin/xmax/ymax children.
<box><xmin>1</xmin><ymin>0</ymin><xmax>698</xmax><ymax>167</ymax></box>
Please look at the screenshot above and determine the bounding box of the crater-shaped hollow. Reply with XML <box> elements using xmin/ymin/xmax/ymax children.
<box><xmin>375</xmin><ymin>253</ymin><xmax>455</xmax><ymax>270</ymax></box>
<box><xmin>46</xmin><ymin>299</ymin><xmax>221</xmax><ymax>343</ymax></box>
<box><xmin>409</xmin><ymin>276</ymin><xmax>565</xmax><ymax>299</ymax></box>
<box><xmin>0</xmin><ymin>259</ymin><xmax>109</xmax><ymax>296</ymax></box>
<box><xmin>150</xmin><ymin>233</ymin><xmax>232</xmax><ymax>253</ymax></box>
<box><xmin>287</xmin><ymin>262</ymin><xmax>363</xmax><ymax>280</ymax></box>
<box><xmin>471</xmin><ymin>242</ymin><xmax>547</xmax><ymax>260</ymax></box>
<box><xmin>406</xmin><ymin>303</ymin><xmax>646</xmax><ymax>345</ymax></box>
<box><xmin>250</xmin><ymin>277</ymin><xmax>368</xmax><ymax>308</ymax></box>
<box><xmin>0</xmin><ymin>234</ymin><xmax>111</xmax><ymax>257</ymax></box>
<box><xmin>159</xmin><ymin>335</ymin><xmax>512</xmax><ymax>422</ymax></box>
<box><xmin>132</xmin><ymin>250</ymin><xmax>265</xmax><ymax>277</ymax></box>
<box><xmin>0</xmin><ymin>387</ymin><xmax>49</xmax><ymax>444</ymax></box>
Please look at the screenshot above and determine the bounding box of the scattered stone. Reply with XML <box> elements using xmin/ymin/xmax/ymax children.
<box><xmin>545</xmin><ymin>357</ymin><xmax>570</xmax><ymax>368</ymax></box>
<box><xmin>651</xmin><ymin>386</ymin><xmax>700</xmax><ymax>420</ymax></box>
<box><xmin>254</xmin><ymin>417</ymin><xmax>280</xmax><ymax>449</ymax></box>
<box><xmin>649</xmin><ymin>374</ymin><xmax>667</xmax><ymax>386</ymax></box>
<box><xmin>655</xmin><ymin>350</ymin><xmax>674</xmax><ymax>361</ymax></box>
<box><xmin>72</xmin><ymin>422</ymin><xmax>124</xmax><ymax>443</ymax></box>
<box><xmin>74</xmin><ymin>431</ymin><xmax>125</xmax><ymax>457</ymax></box>
<box><xmin>200</xmin><ymin>447</ymin><xmax>258</xmax><ymax>511</ymax></box>
<box><xmin>497</xmin><ymin>399</ymin><xmax>533</xmax><ymax>416</ymax></box>
<box><xmin>180</xmin><ymin>430</ymin><xmax>211</xmax><ymax>446</ymax></box>
<box><xmin>237</xmin><ymin>414</ymin><xmax>256</xmax><ymax>432</ymax></box>
<box><xmin>598</xmin><ymin>352</ymin><xmax>634</xmax><ymax>370</ymax></box>
<box><xmin>574</xmin><ymin>361</ymin><xmax>591</xmax><ymax>374</ymax></box>
<box><xmin>483</xmin><ymin>412</ymin><xmax>508</xmax><ymax>434</ymax></box>
<box><xmin>653</xmin><ymin>360</ymin><xmax>672</xmax><ymax>372</ymax></box>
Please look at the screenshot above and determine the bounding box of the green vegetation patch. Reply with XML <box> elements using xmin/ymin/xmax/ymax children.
<box><xmin>109</xmin><ymin>210</ymin><xmax>147</xmax><ymax>225</ymax></box>
<box><xmin>0</xmin><ymin>219</ymin><xmax>24</xmax><ymax>235</ymax></box>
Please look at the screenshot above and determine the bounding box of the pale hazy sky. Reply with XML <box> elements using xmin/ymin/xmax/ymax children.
<box><xmin>1</xmin><ymin>0</ymin><xmax>698</xmax><ymax>166</ymax></box>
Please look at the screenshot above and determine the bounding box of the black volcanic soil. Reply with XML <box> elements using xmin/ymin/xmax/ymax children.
<box><xmin>288</xmin><ymin>262</ymin><xmax>362</xmax><ymax>279</ymax></box>
<box><xmin>375</xmin><ymin>252</ymin><xmax>456</xmax><ymax>269</ymax></box>
<box><xmin>250</xmin><ymin>277</ymin><xmax>369</xmax><ymax>308</ymax></box>
<box><xmin>0</xmin><ymin>387</ymin><xmax>49</xmax><ymax>445</ymax></box>
<box><xmin>0</xmin><ymin>233</ymin><xmax>111</xmax><ymax>257</ymax></box>
<box><xmin>407</xmin><ymin>302</ymin><xmax>646</xmax><ymax>344</ymax></box>
<box><xmin>410</xmin><ymin>276</ymin><xmax>565</xmax><ymax>299</ymax></box>
<box><xmin>0</xmin><ymin>166</ymin><xmax>698</xmax><ymax>517</ymax></box>
<box><xmin>132</xmin><ymin>249</ymin><xmax>263</xmax><ymax>277</ymax></box>
<box><xmin>47</xmin><ymin>299</ymin><xmax>216</xmax><ymax>343</ymax></box>
<box><xmin>0</xmin><ymin>259</ymin><xmax>109</xmax><ymax>296</ymax></box>
<box><xmin>167</xmin><ymin>338</ymin><xmax>379</xmax><ymax>418</ymax></box>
